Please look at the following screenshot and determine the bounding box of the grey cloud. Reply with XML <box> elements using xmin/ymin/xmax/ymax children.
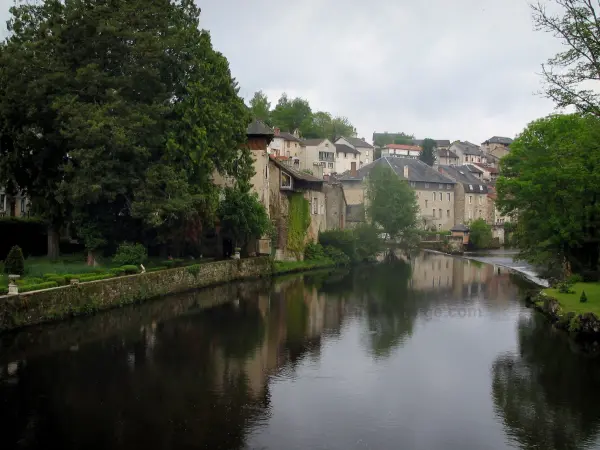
<box><xmin>0</xmin><ymin>0</ymin><xmax>562</xmax><ymax>143</ymax></box>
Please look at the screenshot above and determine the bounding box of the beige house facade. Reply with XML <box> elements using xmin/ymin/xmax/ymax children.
<box><xmin>300</xmin><ymin>138</ymin><xmax>336</xmax><ymax>176</ymax></box>
<box><xmin>450</xmin><ymin>141</ymin><xmax>487</xmax><ymax>165</ymax></box>
<box><xmin>339</xmin><ymin>157</ymin><xmax>456</xmax><ymax>231</ymax></box>
<box><xmin>481</xmin><ymin>136</ymin><xmax>512</xmax><ymax>160</ymax></box>
<box><xmin>0</xmin><ymin>188</ymin><xmax>29</xmax><ymax>217</ymax></box>
<box><xmin>334</xmin><ymin>143</ymin><xmax>361</xmax><ymax>175</ymax></box>
<box><xmin>438</xmin><ymin>165</ymin><xmax>488</xmax><ymax>224</ymax></box>
<box><xmin>335</xmin><ymin>136</ymin><xmax>374</xmax><ymax>166</ymax></box>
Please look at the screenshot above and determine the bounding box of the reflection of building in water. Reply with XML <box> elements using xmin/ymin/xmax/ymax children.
<box><xmin>409</xmin><ymin>253</ymin><xmax>515</xmax><ymax>303</ymax></box>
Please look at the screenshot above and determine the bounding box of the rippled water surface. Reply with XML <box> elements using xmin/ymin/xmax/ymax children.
<box><xmin>2</xmin><ymin>253</ymin><xmax>600</xmax><ymax>450</ymax></box>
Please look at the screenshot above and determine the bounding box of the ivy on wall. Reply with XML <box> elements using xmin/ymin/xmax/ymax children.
<box><xmin>287</xmin><ymin>193</ymin><xmax>311</xmax><ymax>258</ymax></box>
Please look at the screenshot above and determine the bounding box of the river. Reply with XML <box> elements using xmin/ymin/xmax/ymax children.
<box><xmin>2</xmin><ymin>252</ymin><xmax>600</xmax><ymax>450</ymax></box>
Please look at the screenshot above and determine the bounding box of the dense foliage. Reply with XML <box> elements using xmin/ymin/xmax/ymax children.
<box><xmin>287</xmin><ymin>194</ymin><xmax>311</xmax><ymax>258</ymax></box>
<box><xmin>318</xmin><ymin>225</ymin><xmax>382</xmax><ymax>263</ymax></box>
<box><xmin>497</xmin><ymin>114</ymin><xmax>600</xmax><ymax>279</ymax></box>
<box><xmin>419</xmin><ymin>138</ymin><xmax>436</xmax><ymax>166</ymax></box>
<box><xmin>4</xmin><ymin>245</ymin><xmax>25</xmax><ymax>276</ymax></box>
<box><xmin>112</xmin><ymin>243</ymin><xmax>148</xmax><ymax>267</ymax></box>
<box><xmin>366</xmin><ymin>165</ymin><xmax>419</xmax><ymax>245</ymax></box>
<box><xmin>248</xmin><ymin>91</ymin><xmax>356</xmax><ymax>141</ymax></box>
<box><xmin>373</xmin><ymin>132</ymin><xmax>414</xmax><ymax>147</ymax></box>
<box><xmin>469</xmin><ymin>219</ymin><xmax>493</xmax><ymax>250</ymax></box>
<box><xmin>0</xmin><ymin>0</ymin><xmax>251</xmax><ymax>259</ymax></box>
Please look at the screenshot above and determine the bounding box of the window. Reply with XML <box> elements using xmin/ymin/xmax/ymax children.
<box><xmin>432</xmin><ymin>209</ymin><xmax>436</xmax><ymax>218</ymax></box>
<box><xmin>447</xmin><ymin>209</ymin><xmax>450</xmax><ymax>218</ymax></box>
<box><xmin>469</xmin><ymin>196</ymin><xmax>473</xmax><ymax>204</ymax></box>
<box><xmin>479</xmin><ymin>185</ymin><xmax>483</xmax><ymax>192</ymax></box>
<box><xmin>438</xmin><ymin>184</ymin><xmax>443</xmax><ymax>189</ymax></box>
<box><xmin>439</xmin><ymin>192</ymin><xmax>443</xmax><ymax>201</ymax></box>
<box><xmin>281</xmin><ymin>172</ymin><xmax>292</xmax><ymax>189</ymax></box>
<box><xmin>366</xmin><ymin>151</ymin><xmax>369</xmax><ymax>156</ymax></box>
<box><xmin>320</xmin><ymin>162</ymin><xmax>326</xmax><ymax>167</ymax></box>
<box><xmin>439</xmin><ymin>208</ymin><xmax>442</xmax><ymax>218</ymax></box>
<box><xmin>328</xmin><ymin>162</ymin><xmax>334</xmax><ymax>168</ymax></box>
<box><xmin>433</xmin><ymin>192</ymin><xmax>436</xmax><ymax>201</ymax></box>
<box><xmin>354</xmin><ymin>154</ymin><xmax>357</xmax><ymax>159</ymax></box>
<box><xmin>425</xmin><ymin>200</ymin><xmax>428</xmax><ymax>208</ymax></box>
<box><xmin>295</xmin><ymin>143</ymin><xmax>298</xmax><ymax>148</ymax></box>
<box><xmin>286</xmin><ymin>141</ymin><xmax>290</xmax><ymax>148</ymax></box>
<box><xmin>345</xmin><ymin>153</ymin><xmax>348</xmax><ymax>158</ymax></box>
<box><xmin>425</xmin><ymin>183</ymin><xmax>429</xmax><ymax>188</ymax></box>
<box><xmin>313</xmin><ymin>197</ymin><xmax>318</xmax><ymax>215</ymax></box>
<box><xmin>365</xmin><ymin>159</ymin><xmax>369</xmax><ymax>164</ymax></box>
<box><xmin>447</xmin><ymin>193</ymin><xmax>450</xmax><ymax>202</ymax></box>
<box><xmin>446</xmin><ymin>184</ymin><xmax>451</xmax><ymax>190</ymax></box>
<box><xmin>20</xmin><ymin>198</ymin><xmax>26</xmax><ymax>214</ymax></box>
<box><xmin>0</xmin><ymin>194</ymin><xmax>4</xmax><ymax>210</ymax></box>
<box><xmin>468</xmin><ymin>184</ymin><xmax>473</xmax><ymax>191</ymax></box>
<box><xmin>410</xmin><ymin>182</ymin><xmax>416</xmax><ymax>188</ymax></box>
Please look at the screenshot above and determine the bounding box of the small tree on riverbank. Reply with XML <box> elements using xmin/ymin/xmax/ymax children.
<box><xmin>469</xmin><ymin>219</ymin><xmax>493</xmax><ymax>250</ymax></box>
<box><xmin>4</xmin><ymin>245</ymin><xmax>25</xmax><ymax>276</ymax></box>
<box><xmin>366</xmin><ymin>165</ymin><xmax>418</xmax><ymax>254</ymax></box>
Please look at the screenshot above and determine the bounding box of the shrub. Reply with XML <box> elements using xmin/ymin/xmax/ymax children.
<box><xmin>468</xmin><ymin>219</ymin><xmax>493</xmax><ymax>250</ymax></box>
<box><xmin>557</xmin><ymin>281</ymin><xmax>575</xmax><ymax>294</ymax></box>
<box><xmin>162</xmin><ymin>260</ymin><xmax>175</xmax><ymax>268</ymax></box>
<box><xmin>324</xmin><ymin>246</ymin><xmax>351</xmax><ymax>266</ymax></box>
<box><xmin>304</xmin><ymin>242</ymin><xmax>325</xmax><ymax>261</ymax></box>
<box><xmin>353</xmin><ymin>224</ymin><xmax>383</xmax><ymax>262</ymax></box>
<box><xmin>580</xmin><ymin>290</ymin><xmax>588</xmax><ymax>303</ymax></box>
<box><xmin>4</xmin><ymin>245</ymin><xmax>25</xmax><ymax>275</ymax></box>
<box><xmin>112</xmin><ymin>242</ymin><xmax>148</xmax><ymax>266</ymax></box>
<box><xmin>319</xmin><ymin>229</ymin><xmax>355</xmax><ymax>261</ymax></box>
<box><xmin>568</xmin><ymin>274</ymin><xmax>584</xmax><ymax>284</ymax></box>
<box><xmin>148</xmin><ymin>265</ymin><xmax>168</xmax><ymax>272</ymax></box>
<box><xmin>78</xmin><ymin>273</ymin><xmax>115</xmax><ymax>283</ymax></box>
<box><xmin>20</xmin><ymin>281</ymin><xmax>59</xmax><ymax>293</ymax></box>
<box><xmin>119</xmin><ymin>265</ymin><xmax>139</xmax><ymax>275</ymax></box>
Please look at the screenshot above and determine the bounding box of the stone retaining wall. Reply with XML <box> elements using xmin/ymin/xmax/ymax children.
<box><xmin>0</xmin><ymin>257</ymin><xmax>272</xmax><ymax>332</ymax></box>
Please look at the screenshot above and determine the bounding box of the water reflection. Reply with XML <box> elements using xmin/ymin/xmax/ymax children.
<box><xmin>492</xmin><ymin>313</ymin><xmax>600</xmax><ymax>450</ymax></box>
<box><xmin>2</xmin><ymin>254</ymin><xmax>599</xmax><ymax>449</ymax></box>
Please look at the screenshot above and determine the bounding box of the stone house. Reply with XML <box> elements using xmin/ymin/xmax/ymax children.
<box><xmin>268</xmin><ymin>156</ymin><xmax>326</xmax><ymax>260</ymax></box>
<box><xmin>472</xmin><ymin>163</ymin><xmax>499</xmax><ymax>182</ymax></box>
<box><xmin>412</xmin><ymin>139</ymin><xmax>451</xmax><ymax>151</ymax></box>
<box><xmin>486</xmin><ymin>185</ymin><xmax>511</xmax><ymax>244</ymax></box>
<box><xmin>438</xmin><ymin>165</ymin><xmax>489</xmax><ymax>224</ymax></box>
<box><xmin>300</xmin><ymin>138</ymin><xmax>336</xmax><ymax>176</ymax></box>
<box><xmin>380</xmin><ymin>144</ymin><xmax>422</xmax><ymax>159</ymax></box>
<box><xmin>334</xmin><ymin>143</ymin><xmax>361</xmax><ymax>175</ymax></box>
<box><xmin>334</xmin><ymin>136</ymin><xmax>374</xmax><ymax>166</ymax></box>
<box><xmin>450</xmin><ymin>141</ymin><xmax>486</xmax><ymax>165</ymax></box>
<box><xmin>436</xmin><ymin>148</ymin><xmax>459</xmax><ymax>166</ymax></box>
<box><xmin>323</xmin><ymin>181</ymin><xmax>347</xmax><ymax>230</ymax></box>
<box><xmin>339</xmin><ymin>157</ymin><xmax>456</xmax><ymax>231</ymax></box>
<box><xmin>268</xmin><ymin>128</ymin><xmax>305</xmax><ymax>159</ymax></box>
<box><xmin>0</xmin><ymin>188</ymin><xmax>29</xmax><ymax>217</ymax></box>
<box><xmin>481</xmin><ymin>136</ymin><xmax>512</xmax><ymax>160</ymax></box>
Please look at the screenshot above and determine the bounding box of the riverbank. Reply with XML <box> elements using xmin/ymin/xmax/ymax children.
<box><xmin>0</xmin><ymin>257</ymin><xmax>272</xmax><ymax>333</ymax></box>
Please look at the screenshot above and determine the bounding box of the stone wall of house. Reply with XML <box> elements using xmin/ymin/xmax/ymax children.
<box><xmin>454</xmin><ymin>183</ymin><xmax>467</xmax><ymax>225</ymax></box>
<box><xmin>323</xmin><ymin>183</ymin><xmax>346</xmax><ymax>230</ymax></box>
<box><xmin>0</xmin><ymin>257</ymin><xmax>273</xmax><ymax>332</ymax></box>
<box><xmin>464</xmin><ymin>192</ymin><xmax>488</xmax><ymax>222</ymax></box>
<box><xmin>306</xmin><ymin>189</ymin><xmax>327</xmax><ymax>241</ymax></box>
<box><xmin>482</xmin><ymin>143</ymin><xmax>509</xmax><ymax>159</ymax></box>
<box><xmin>340</xmin><ymin>180</ymin><xmax>365</xmax><ymax>205</ymax></box>
<box><xmin>415</xmin><ymin>184</ymin><xmax>455</xmax><ymax>230</ymax></box>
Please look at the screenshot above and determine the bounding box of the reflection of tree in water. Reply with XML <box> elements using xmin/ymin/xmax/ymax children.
<box><xmin>0</xmin><ymin>301</ymin><xmax>270</xmax><ymax>450</ymax></box>
<box><xmin>354</xmin><ymin>261</ymin><xmax>417</xmax><ymax>358</ymax></box>
<box><xmin>492</xmin><ymin>313</ymin><xmax>600</xmax><ymax>450</ymax></box>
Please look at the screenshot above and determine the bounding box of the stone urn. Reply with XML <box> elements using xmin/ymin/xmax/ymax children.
<box><xmin>232</xmin><ymin>247</ymin><xmax>241</xmax><ymax>260</ymax></box>
<box><xmin>8</xmin><ymin>274</ymin><xmax>20</xmax><ymax>295</ymax></box>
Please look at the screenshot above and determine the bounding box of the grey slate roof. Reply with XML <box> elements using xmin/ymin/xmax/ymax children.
<box><xmin>452</xmin><ymin>141</ymin><xmax>484</xmax><ymax>156</ymax></box>
<box><xmin>451</xmin><ymin>223</ymin><xmax>469</xmax><ymax>232</ymax></box>
<box><xmin>438</xmin><ymin>149</ymin><xmax>458</xmax><ymax>158</ymax></box>
<box><xmin>412</xmin><ymin>139</ymin><xmax>451</xmax><ymax>148</ymax></box>
<box><xmin>484</xmin><ymin>136</ymin><xmax>513</xmax><ymax>145</ymax></box>
<box><xmin>438</xmin><ymin>165</ymin><xmax>489</xmax><ymax>193</ymax></box>
<box><xmin>335</xmin><ymin>143</ymin><xmax>361</xmax><ymax>155</ymax></box>
<box><xmin>246</xmin><ymin>120</ymin><xmax>273</xmax><ymax>136</ymax></box>
<box><xmin>303</xmin><ymin>138</ymin><xmax>326</xmax><ymax>146</ymax></box>
<box><xmin>464</xmin><ymin>163</ymin><xmax>483</xmax><ymax>174</ymax></box>
<box><xmin>275</xmin><ymin>131</ymin><xmax>304</xmax><ymax>144</ymax></box>
<box><xmin>339</xmin><ymin>157</ymin><xmax>455</xmax><ymax>185</ymax></box>
<box><xmin>341</xmin><ymin>136</ymin><xmax>373</xmax><ymax>149</ymax></box>
<box><xmin>269</xmin><ymin>157</ymin><xmax>323</xmax><ymax>183</ymax></box>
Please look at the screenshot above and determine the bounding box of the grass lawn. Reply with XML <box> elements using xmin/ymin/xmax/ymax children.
<box><xmin>543</xmin><ymin>282</ymin><xmax>600</xmax><ymax>315</ymax></box>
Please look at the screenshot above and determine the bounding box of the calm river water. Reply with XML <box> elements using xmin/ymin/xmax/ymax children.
<box><xmin>2</xmin><ymin>252</ymin><xmax>600</xmax><ymax>450</ymax></box>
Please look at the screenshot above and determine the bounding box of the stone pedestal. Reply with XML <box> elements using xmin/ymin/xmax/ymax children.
<box><xmin>8</xmin><ymin>274</ymin><xmax>20</xmax><ymax>295</ymax></box>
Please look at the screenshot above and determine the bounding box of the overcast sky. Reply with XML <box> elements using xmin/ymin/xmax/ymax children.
<box><xmin>0</xmin><ymin>0</ymin><xmax>563</xmax><ymax>144</ymax></box>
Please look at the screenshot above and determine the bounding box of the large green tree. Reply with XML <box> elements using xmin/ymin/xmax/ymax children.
<box><xmin>366</xmin><ymin>165</ymin><xmax>419</xmax><ymax>246</ymax></box>
<box><xmin>532</xmin><ymin>0</ymin><xmax>600</xmax><ymax>117</ymax></box>
<box><xmin>497</xmin><ymin>113</ymin><xmax>600</xmax><ymax>279</ymax></box>
<box><xmin>248</xmin><ymin>90</ymin><xmax>271</xmax><ymax>123</ymax></box>
<box><xmin>419</xmin><ymin>138</ymin><xmax>436</xmax><ymax>166</ymax></box>
<box><xmin>373</xmin><ymin>132</ymin><xmax>414</xmax><ymax>147</ymax></box>
<box><xmin>0</xmin><ymin>0</ymin><xmax>251</xmax><ymax>261</ymax></box>
<box><xmin>270</xmin><ymin>93</ymin><xmax>313</xmax><ymax>135</ymax></box>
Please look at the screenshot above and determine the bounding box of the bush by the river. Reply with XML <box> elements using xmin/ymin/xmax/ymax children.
<box><xmin>318</xmin><ymin>224</ymin><xmax>382</xmax><ymax>263</ymax></box>
<box><xmin>112</xmin><ymin>242</ymin><xmax>148</xmax><ymax>266</ymax></box>
<box><xmin>469</xmin><ymin>219</ymin><xmax>493</xmax><ymax>250</ymax></box>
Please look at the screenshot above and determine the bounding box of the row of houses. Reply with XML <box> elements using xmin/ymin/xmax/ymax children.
<box><xmin>229</xmin><ymin>121</ymin><xmax>513</xmax><ymax>260</ymax></box>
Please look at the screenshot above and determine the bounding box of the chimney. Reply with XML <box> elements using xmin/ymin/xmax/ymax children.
<box><xmin>403</xmin><ymin>165</ymin><xmax>409</xmax><ymax>179</ymax></box>
<box><xmin>274</xmin><ymin>127</ymin><xmax>280</xmax><ymax>136</ymax></box>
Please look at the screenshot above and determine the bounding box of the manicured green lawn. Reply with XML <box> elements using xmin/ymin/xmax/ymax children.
<box><xmin>544</xmin><ymin>282</ymin><xmax>600</xmax><ymax>315</ymax></box>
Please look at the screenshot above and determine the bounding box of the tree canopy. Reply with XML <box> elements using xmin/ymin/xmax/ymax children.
<box><xmin>532</xmin><ymin>0</ymin><xmax>600</xmax><ymax>117</ymax></box>
<box><xmin>419</xmin><ymin>138</ymin><xmax>436</xmax><ymax>166</ymax></box>
<box><xmin>366</xmin><ymin>165</ymin><xmax>419</xmax><ymax>243</ymax></box>
<box><xmin>0</xmin><ymin>0</ymin><xmax>253</xmax><ymax>258</ymax></box>
<box><xmin>469</xmin><ymin>218</ymin><xmax>493</xmax><ymax>250</ymax></box>
<box><xmin>373</xmin><ymin>132</ymin><xmax>414</xmax><ymax>148</ymax></box>
<box><xmin>497</xmin><ymin>113</ymin><xmax>600</xmax><ymax>279</ymax></box>
<box><xmin>247</xmin><ymin>91</ymin><xmax>356</xmax><ymax>141</ymax></box>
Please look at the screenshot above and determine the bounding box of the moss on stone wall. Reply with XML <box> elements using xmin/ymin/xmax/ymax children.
<box><xmin>287</xmin><ymin>193</ymin><xmax>311</xmax><ymax>259</ymax></box>
<box><xmin>0</xmin><ymin>257</ymin><xmax>272</xmax><ymax>333</ymax></box>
